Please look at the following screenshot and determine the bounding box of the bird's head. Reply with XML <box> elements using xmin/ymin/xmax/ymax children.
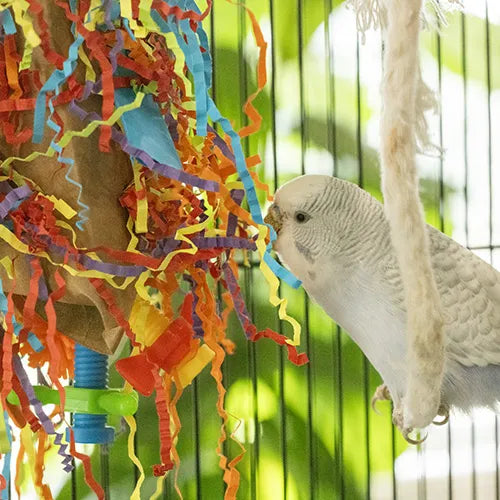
<box><xmin>264</xmin><ymin>175</ymin><xmax>337</xmax><ymax>282</ymax></box>
<box><xmin>264</xmin><ymin>174</ymin><xmax>380</xmax><ymax>284</ymax></box>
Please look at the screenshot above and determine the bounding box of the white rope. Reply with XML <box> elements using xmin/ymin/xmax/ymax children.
<box><xmin>379</xmin><ymin>0</ymin><xmax>445</xmax><ymax>431</ymax></box>
<box><xmin>415</xmin><ymin>70</ymin><xmax>441</xmax><ymax>155</ymax></box>
<box><xmin>346</xmin><ymin>0</ymin><xmax>386</xmax><ymax>41</ymax></box>
<box><xmin>346</xmin><ymin>0</ymin><xmax>463</xmax><ymax>36</ymax></box>
<box><xmin>346</xmin><ymin>0</ymin><xmax>465</xmax><ymax>431</ymax></box>
<box><xmin>424</xmin><ymin>0</ymin><xmax>463</xmax><ymax>31</ymax></box>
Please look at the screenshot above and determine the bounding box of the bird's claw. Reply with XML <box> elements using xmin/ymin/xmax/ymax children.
<box><xmin>371</xmin><ymin>384</ymin><xmax>392</xmax><ymax>415</ymax></box>
<box><xmin>401</xmin><ymin>428</ymin><xmax>428</xmax><ymax>445</ymax></box>
<box><xmin>374</xmin><ymin>387</ymin><xmax>442</xmax><ymax>444</ymax></box>
<box><xmin>432</xmin><ymin>404</ymin><xmax>449</xmax><ymax>426</ymax></box>
<box><xmin>392</xmin><ymin>404</ymin><xmax>428</xmax><ymax>445</ymax></box>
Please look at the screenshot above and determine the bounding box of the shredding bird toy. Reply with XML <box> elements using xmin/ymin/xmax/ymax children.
<box><xmin>0</xmin><ymin>1</ymin><xmax>307</xmax><ymax>498</ymax></box>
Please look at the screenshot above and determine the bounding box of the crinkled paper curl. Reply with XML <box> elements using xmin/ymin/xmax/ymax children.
<box><xmin>0</xmin><ymin>1</ymin><xmax>306</xmax><ymax>499</ymax></box>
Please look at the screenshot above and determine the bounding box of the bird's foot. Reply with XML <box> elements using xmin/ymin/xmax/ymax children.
<box><xmin>392</xmin><ymin>405</ymin><xmax>428</xmax><ymax>445</ymax></box>
<box><xmin>432</xmin><ymin>404</ymin><xmax>450</xmax><ymax>426</ymax></box>
<box><xmin>371</xmin><ymin>384</ymin><xmax>392</xmax><ymax>415</ymax></box>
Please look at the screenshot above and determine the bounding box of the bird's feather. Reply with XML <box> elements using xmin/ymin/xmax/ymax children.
<box><xmin>428</xmin><ymin>227</ymin><xmax>500</xmax><ymax>368</ymax></box>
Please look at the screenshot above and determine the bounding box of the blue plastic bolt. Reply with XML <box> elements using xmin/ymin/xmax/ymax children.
<box><xmin>66</xmin><ymin>344</ymin><xmax>115</xmax><ymax>444</ymax></box>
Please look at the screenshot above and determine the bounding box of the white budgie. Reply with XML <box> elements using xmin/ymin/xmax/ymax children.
<box><xmin>265</xmin><ymin>174</ymin><xmax>500</xmax><ymax>440</ymax></box>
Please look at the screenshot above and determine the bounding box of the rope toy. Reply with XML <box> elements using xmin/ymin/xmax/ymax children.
<box><xmin>348</xmin><ymin>0</ymin><xmax>462</xmax><ymax>437</ymax></box>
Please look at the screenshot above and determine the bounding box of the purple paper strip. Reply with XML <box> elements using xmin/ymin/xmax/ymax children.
<box><xmin>103</xmin><ymin>0</ymin><xmax>114</xmax><ymax>30</ymax></box>
<box><xmin>22</xmin><ymin>223</ymin><xmax>147</xmax><ymax>277</ymax></box>
<box><xmin>27</xmin><ymin>256</ymin><xmax>48</xmax><ymax>302</ymax></box>
<box><xmin>151</xmin><ymin>237</ymin><xmax>179</xmax><ymax>258</ymax></box>
<box><xmin>222</xmin><ymin>262</ymin><xmax>255</xmax><ymax>338</ymax></box>
<box><xmin>182</xmin><ymin>276</ymin><xmax>204</xmax><ymax>338</ymax></box>
<box><xmin>165</xmin><ymin>113</ymin><xmax>179</xmax><ymax>143</ymax></box>
<box><xmin>81</xmin><ymin>80</ymin><xmax>100</xmax><ymax>101</ymax></box>
<box><xmin>108</xmin><ymin>28</ymin><xmax>123</xmax><ymax>73</ymax></box>
<box><xmin>21</xmin><ymin>222</ymin><xmax>254</xmax><ymax>277</ymax></box>
<box><xmin>37</xmin><ymin>273</ymin><xmax>49</xmax><ymax>301</ymax></box>
<box><xmin>151</xmin><ymin>235</ymin><xmax>256</xmax><ymax>258</ymax></box>
<box><xmin>195</xmin><ymin>260</ymin><xmax>208</xmax><ymax>272</ymax></box>
<box><xmin>227</xmin><ymin>189</ymin><xmax>244</xmax><ymax>237</ymax></box>
<box><xmin>205</xmin><ymin>126</ymin><xmax>245</xmax><ymax>237</ymax></box>
<box><xmin>207</xmin><ymin>125</ymin><xmax>235</xmax><ymax>163</ymax></box>
<box><xmin>192</xmin><ymin>236</ymin><xmax>256</xmax><ymax>251</ymax></box>
<box><xmin>13</xmin><ymin>356</ymin><xmax>74</xmax><ymax>472</ymax></box>
<box><xmin>197</xmin><ymin>197</ymin><xmax>208</xmax><ymax>232</ymax></box>
<box><xmin>46</xmin><ymin>240</ymin><xmax>146</xmax><ymax>277</ymax></box>
<box><xmin>191</xmin><ymin>291</ymin><xmax>204</xmax><ymax>338</ymax></box>
<box><xmin>78</xmin><ymin>252</ymin><xmax>146</xmax><ymax>277</ymax></box>
<box><xmin>0</xmin><ymin>185</ymin><xmax>32</xmax><ymax>219</ymax></box>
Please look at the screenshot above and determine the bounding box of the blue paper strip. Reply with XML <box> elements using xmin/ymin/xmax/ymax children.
<box><xmin>155</xmin><ymin>11</ymin><xmax>210</xmax><ymax>137</ymax></box>
<box><xmin>154</xmin><ymin>2</ymin><xmax>301</xmax><ymax>289</ymax></box>
<box><xmin>0</xmin><ymin>9</ymin><xmax>16</xmax><ymax>35</ymax></box>
<box><xmin>206</xmin><ymin>98</ymin><xmax>301</xmax><ymax>288</ymax></box>
<box><xmin>179</xmin><ymin>18</ymin><xmax>208</xmax><ymax>136</ymax></box>
<box><xmin>32</xmin><ymin>34</ymin><xmax>84</xmax><ymax>144</ymax></box>
<box><xmin>116</xmin><ymin>88</ymin><xmax>182</xmax><ymax>169</ymax></box>
<box><xmin>46</xmin><ymin>86</ymin><xmax>89</xmax><ymax>230</ymax></box>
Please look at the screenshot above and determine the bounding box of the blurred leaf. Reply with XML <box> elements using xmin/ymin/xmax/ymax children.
<box><xmin>213</xmin><ymin>47</ymin><xmax>269</xmax><ymax>135</ymax></box>
<box><xmin>274</xmin><ymin>0</ymin><xmax>343</xmax><ymax>61</ymax></box>
<box><xmin>296</xmin><ymin>116</ymin><xmax>455</xmax><ymax>226</ymax></box>
<box><xmin>226</xmin><ymin>378</ymin><xmax>278</xmax><ymax>421</ymax></box>
<box><xmin>422</xmin><ymin>12</ymin><xmax>500</xmax><ymax>90</ymax></box>
<box><xmin>212</xmin><ymin>0</ymin><xmax>342</xmax><ymax>63</ymax></box>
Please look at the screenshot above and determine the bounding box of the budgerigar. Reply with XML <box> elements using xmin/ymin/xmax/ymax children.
<box><xmin>264</xmin><ymin>174</ymin><xmax>500</xmax><ymax>440</ymax></box>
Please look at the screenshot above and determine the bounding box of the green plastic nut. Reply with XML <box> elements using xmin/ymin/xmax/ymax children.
<box><xmin>7</xmin><ymin>386</ymin><xmax>138</xmax><ymax>416</ymax></box>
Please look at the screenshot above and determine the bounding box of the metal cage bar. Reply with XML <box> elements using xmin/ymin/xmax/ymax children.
<box><xmin>268</xmin><ymin>3</ymin><xmax>290</xmax><ymax>499</ymax></box>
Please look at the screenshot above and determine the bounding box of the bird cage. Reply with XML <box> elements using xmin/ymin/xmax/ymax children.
<box><xmin>0</xmin><ymin>1</ymin><xmax>499</xmax><ymax>499</ymax></box>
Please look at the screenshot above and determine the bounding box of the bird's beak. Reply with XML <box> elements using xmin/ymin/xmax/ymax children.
<box><xmin>264</xmin><ymin>204</ymin><xmax>283</xmax><ymax>234</ymax></box>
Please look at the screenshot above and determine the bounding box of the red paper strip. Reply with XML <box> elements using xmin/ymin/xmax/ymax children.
<box><xmin>252</xmin><ymin>328</ymin><xmax>309</xmax><ymax>366</ymax></box>
<box><xmin>68</xmin><ymin>430</ymin><xmax>105</xmax><ymax>499</ymax></box>
<box><xmin>152</xmin><ymin>371</ymin><xmax>173</xmax><ymax>476</ymax></box>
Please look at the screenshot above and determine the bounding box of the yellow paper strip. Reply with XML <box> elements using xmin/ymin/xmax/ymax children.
<box><xmin>0</xmin><ymin>410</ymin><xmax>10</xmax><ymax>454</ymax></box>
<box><xmin>150</xmin><ymin>475</ymin><xmax>167</xmax><ymax>500</ymax></box>
<box><xmin>126</xmin><ymin>217</ymin><xmax>141</xmax><ymax>253</ymax></box>
<box><xmin>138</xmin><ymin>0</ymin><xmax>159</xmax><ymax>33</ymax></box>
<box><xmin>1</xmin><ymin>92</ymin><xmax>145</xmax><ymax>171</ymax></box>
<box><xmin>78</xmin><ymin>45</ymin><xmax>97</xmax><ymax>83</ymax></box>
<box><xmin>119</xmin><ymin>0</ymin><xmax>147</xmax><ymax>38</ymax></box>
<box><xmin>133</xmin><ymin>162</ymin><xmax>148</xmax><ymax>234</ymax></box>
<box><xmin>45</xmin><ymin>195</ymin><xmax>77</xmax><ymax>220</ymax></box>
<box><xmin>255</xmin><ymin>225</ymin><xmax>302</xmax><ymax>347</ymax></box>
<box><xmin>125</xmin><ymin>415</ymin><xmax>145</xmax><ymax>500</ymax></box>
<box><xmin>20</xmin><ymin>426</ymin><xmax>44</xmax><ymax>498</ymax></box>
<box><xmin>0</xmin><ymin>257</ymin><xmax>14</xmax><ymax>280</ymax></box>
<box><xmin>11</xmin><ymin>2</ymin><xmax>40</xmax><ymax>48</ymax></box>
<box><xmin>0</xmin><ymin>224</ymin><xmax>136</xmax><ymax>290</ymax></box>
<box><xmin>177</xmin><ymin>344</ymin><xmax>215</xmax><ymax>388</ymax></box>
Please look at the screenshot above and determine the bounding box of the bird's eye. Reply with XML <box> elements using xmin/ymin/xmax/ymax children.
<box><xmin>295</xmin><ymin>211</ymin><xmax>309</xmax><ymax>223</ymax></box>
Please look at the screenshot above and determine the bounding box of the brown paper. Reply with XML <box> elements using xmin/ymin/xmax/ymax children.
<box><xmin>0</xmin><ymin>3</ymin><xmax>136</xmax><ymax>354</ymax></box>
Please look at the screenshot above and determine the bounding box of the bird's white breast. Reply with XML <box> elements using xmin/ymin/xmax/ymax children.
<box><xmin>303</xmin><ymin>257</ymin><xmax>409</xmax><ymax>404</ymax></box>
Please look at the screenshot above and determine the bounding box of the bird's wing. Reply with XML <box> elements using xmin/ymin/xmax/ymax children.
<box><xmin>428</xmin><ymin>226</ymin><xmax>500</xmax><ymax>367</ymax></box>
